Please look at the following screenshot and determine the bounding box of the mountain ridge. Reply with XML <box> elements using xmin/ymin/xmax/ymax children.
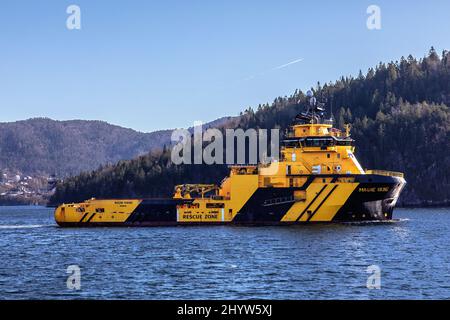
<box><xmin>0</xmin><ymin>116</ymin><xmax>235</xmax><ymax>177</ymax></box>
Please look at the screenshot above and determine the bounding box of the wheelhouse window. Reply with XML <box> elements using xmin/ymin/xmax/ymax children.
<box><xmin>336</xmin><ymin>139</ymin><xmax>354</xmax><ymax>146</ymax></box>
<box><xmin>302</xmin><ymin>138</ymin><xmax>334</xmax><ymax>148</ymax></box>
<box><xmin>282</xmin><ymin>139</ymin><xmax>300</xmax><ymax>148</ymax></box>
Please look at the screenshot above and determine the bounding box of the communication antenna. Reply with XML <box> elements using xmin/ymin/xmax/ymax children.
<box><xmin>306</xmin><ymin>90</ymin><xmax>316</xmax><ymax>124</ymax></box>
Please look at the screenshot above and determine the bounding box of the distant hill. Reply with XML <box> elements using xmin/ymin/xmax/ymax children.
<box><xmin>49</xmin><ymin>48</ymin><xmax>450</xmax><ymax>206</ymax></box>
<box><xmin>0</xmin><ymin>118</ymin><xmax>171</xmax><ymax>176</ymax></box>
<box><xmin>0</xmin><ymin>117</ymin><xmax>235</xmax><ymax>177</ymax></box>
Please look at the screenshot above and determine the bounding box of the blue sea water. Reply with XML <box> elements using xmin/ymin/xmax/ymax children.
<box><xmin>0</xmin><ymin>206</ymin><xmax>449</xmax><ymax>300</ymax></box>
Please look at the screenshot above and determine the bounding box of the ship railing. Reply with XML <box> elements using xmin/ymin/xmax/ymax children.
<box><xmin>365</xmin><ymin>169</ymin><xmax>404</xmax><ymax>178</ymax></box>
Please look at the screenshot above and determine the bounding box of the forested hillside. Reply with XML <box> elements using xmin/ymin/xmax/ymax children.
<box><xmin>0</xmin><ymin>116</ymin><xmax>237</xmax><ymax>177</ymax></box>
<box><xmin>0</xmin><ymin>118</ymin><xmax>173</xmax><ymax>176</ymax></box>
<box><xmin>49</xmin><ymin>48</ymin><xmax>450</xmax><ymax>206</ymax></box>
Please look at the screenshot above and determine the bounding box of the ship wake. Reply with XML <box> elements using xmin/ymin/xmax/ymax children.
<box><xmin>342</xmin><ymin>218</ymin><xmax>409</xmax><ymax>226</ymax></box>
<box><xmin>0</xmin><ymin>224</ymin><xmax>53</xmax><ymax>229</ymax></box>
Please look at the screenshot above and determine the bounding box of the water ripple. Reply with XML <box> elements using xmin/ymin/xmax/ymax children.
<box><xmin>0</xmin><ymin>207</ymin><xmax>449</xmax><ymax>299</ymax></box>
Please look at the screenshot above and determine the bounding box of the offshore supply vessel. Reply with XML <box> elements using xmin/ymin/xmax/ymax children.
<box><xmin>54</xmin><ymin>93</ymin><xmax>406</xmax><ymax>227</ymax></box>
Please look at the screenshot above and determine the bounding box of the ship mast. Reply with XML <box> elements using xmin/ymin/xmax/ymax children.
<box><xmin>295</xmin><ymin>90</ymin><xmax>329</xmax><ymax>126</ymax></box>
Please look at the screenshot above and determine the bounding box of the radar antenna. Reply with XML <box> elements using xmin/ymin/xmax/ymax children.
<box><xmin>295</xmin><ymin>90</ymin><xmax>328</xmax><ymax>125</ymax></box>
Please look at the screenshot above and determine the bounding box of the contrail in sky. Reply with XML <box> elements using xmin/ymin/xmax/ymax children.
<box><xmin>239</xmin><ymin>57</ymin><xmax>304</xmax><ymax>82</ymax></box>
<box><xmin>271</xmin><ymin>58</ymin><xmax>304</xmax><ymax>70</ymax></box>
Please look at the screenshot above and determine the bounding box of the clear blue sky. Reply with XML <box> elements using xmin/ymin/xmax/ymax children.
<box><xmin>1</xmin><ymin>0</ymin><xmax>449</xmax><ymax>132</ymax></box>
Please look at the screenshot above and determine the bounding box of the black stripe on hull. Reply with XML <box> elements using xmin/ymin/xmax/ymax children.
<box><xmin>125</xmin><ymin>199</ymin><xmax>191</xmax><ymax>224</ymax></box>
<box><xmin>85</xmin><ymin>213</ymin><xmax>96</xmax><ymax>223</ymax></box>
<box><xmin>57</xmin><ymin>221</ymin><xmax>346</xmax><ymax>227</ymax></box>
<box><xmin>231</xmin><ymin>175</ymin><xmax>318</xmax><ymax>224</ymax></box>
<box><xmin>57</xmin><ymin>221</ymin><xmax>181</xmax><ymax>228</ymax></box>
<box><xmin>306</xmin><ymin>185</ymin><xmax>338</xmax><ymax>222</ymax></box>
<box><xmin>296</xmin><ymin>185</ymin><xmax>328</xmax><ymax>222</ymax></box>
<box><xmin>232</xmin><ymin>188</ymin><xmax>297</xmax><ymax>223</ymax></box>
<box><xmin>78</xmin><ymin>212</ymin><xmax>89</xmax><ymax>223</ymax></box>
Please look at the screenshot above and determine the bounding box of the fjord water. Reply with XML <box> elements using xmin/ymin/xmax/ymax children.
<box><xmin>0</xmin><ymin>206</ymin><xmax>449</xmax><ymax>300</ymax></box>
